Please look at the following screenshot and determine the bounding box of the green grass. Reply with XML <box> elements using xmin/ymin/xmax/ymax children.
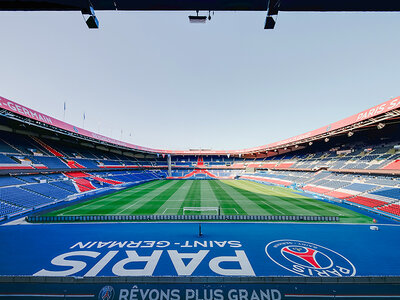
<box><xmin>44</xmin><ymin>180</ymin><xmax>373</xmax><ymax>223</ymax></box>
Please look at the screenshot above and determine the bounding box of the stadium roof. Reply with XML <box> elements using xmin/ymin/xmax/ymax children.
<box><xmin>0</xmin><ymin>95</ymin><xmax>399</xmax><ymax>156</ymax></box>
<box><xmin>2</xmin><ymin>0</ymin><xmax>400</xmax><ymax>29</ymax></box>
<box><xmin>2</xmin><ymin>0</ymin><xmax>400</xmax><ymax>12</ymax></box>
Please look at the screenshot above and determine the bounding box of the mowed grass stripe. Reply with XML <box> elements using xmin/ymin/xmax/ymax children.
<box><xmin>201</xmin><ymin>181</ymin><xmax>221</xmax><ymax>213</ymax></box>
<box><xmin>84</xmin><ymin>180</ymin><xmax>172</xmax><ymax>215</ymax></box>
<box><xmin>229</xmin><ymin>181</ymin><xmax>319</xmax><ymax>216</ymax></box>
<box><xmin>113</xmin><ymin>180</ymin><xmax>178</xmax><ymax>215</ymax></box>
<box><xmin>155</xmin><ymin>180</ymin><xmax>193</xmax><ymax>215</ymax></box>
<box><xmin>44</xmin><ymin>179</ymin><xmax>372</xmax><ymax>223</ymax></box>
<box><xmin>241</xmin><ymin>181</ymin><xmax>350</xmax><ymax>216</ymax></box>
<box><xmin>237</xmin><ymin>180</ymin><xmax>332</xmax><ymax>216</ymax></box>
<box><xmin>209</xmin><ymin>180</ymin><xmax>247</xmax><ymax>215</ymax></box>
<box><xmin>62</xmin><ymin>180</ymin><xmax>170</xmax><ymax>216</ymax></box>
<box><xmin>243</xmin><ymin>182</ymin><xmax>337</xmax><ymax>212</ymax></box>
<box><xmin>88</xmin><ymin>181</ymin><xmax>172</xmax><ymax>215</ymax></box>
<box><xmin>179</xmin><ymin>180</ymin><xmax>201</xmax><ymax>214</ymax></box>
<box><xmin>198</xmin><ymin>180</ymin><xmax>221</xmax><ymax>215</ymax></box>
<box><xmin>213</xmin><ymin>180</ymin><xmax>270</xmax><ymax>215</ymax></box>
<box><xmin>270</xmin><ymin>185</ymin><xmax>372</xmax><ymax>222</ymax></box>
<box><xmin>47</xmin><ymin>180</ymin><xmax>166</xmax><ymax>216</ymax></box>
<box><xmin>218</xmin><ymin>180</ymin><xmax>285</xmax><ymax>215</ymax></box>
<box><xmin>132</xmin><ymin>180</ymin><xmax>187</xmax><ymax>215</ymax></box>
<box><xmin>234</xmin><ymin>181</ymin><xmax>371</xmax><ymax>222</ymax></box>
<box><xmin>270</xmin><ymin>187</ymin><xmax>347</xmax><ymax>216</ymax></box>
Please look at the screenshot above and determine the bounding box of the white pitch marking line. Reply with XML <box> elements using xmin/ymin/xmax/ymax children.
<box><xmin>264</xmin><ymin>186</ymin><xmax>340</xmax><ymax>216</ymax></box>
<box><xmin>116</xmin><ymin>183</ymin><xmax>175</xmax><ymax>214</ymax></box>
<box><xmin>262</xmin><ymin>200</ymin><xmax>286</xmax><ymax>215</ymax></box>
<box><xmin>116</xmin><ymin>198</ymin><xmax>148</xmax><ymax>214</ymax></box>
<box><xmin>58</xmin><ymin>183</ymin><xmax>161</xmax><ymax>215</ymax></box>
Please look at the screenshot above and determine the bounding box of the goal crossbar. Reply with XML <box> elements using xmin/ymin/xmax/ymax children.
<box><xmin>183</xmin><ymin>207</ymin><xmax>220</xmax><ymax>215</ymax></box>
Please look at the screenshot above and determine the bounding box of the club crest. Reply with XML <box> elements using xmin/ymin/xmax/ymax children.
<box><xmin>98</xmin><ymin>285</ymin><xmax>115</xmax><ymax>300</ymax></box>
<box><xmin>265</xmin><ymin>240</ymin><xmax>356</xmax><ymax>277</ymax></box>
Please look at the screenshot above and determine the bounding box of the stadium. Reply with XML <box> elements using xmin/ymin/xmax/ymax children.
<box><xmin>0</xmin><ymin>94</ymin><xmax>399</xmax><ymax>299</ymax></box>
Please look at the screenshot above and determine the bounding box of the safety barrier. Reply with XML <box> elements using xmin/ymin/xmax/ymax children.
<box><xmin>26</xmin><ymin>215</ymin><xmax>339</xmax><ymax>223</ymax></box>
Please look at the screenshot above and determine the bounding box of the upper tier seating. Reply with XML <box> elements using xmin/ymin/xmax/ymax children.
<box><xmin>383</xmin><ymin>160</ymin><xmax>400</xmax><ymax>170</ymax></box>
<box><xmin>29</xmin><ymin>156</ymin><xmax>68</xmax><ymax>169</ymax></box>
<box><xmin>16</xmin><ymin>174</ymin><xmax>49</xmax><ymax>183</ymax></box>
<box><xmin>0</xmin><ymin>139</ymin><xmax>19</xmax><ymax>154</ymax></box>
<box><xmin>343</xmin><ymin>183</ymin><xmax>378</xmax><ymax>192</ymax></box>
<box><xmin>371</xmin><ymin>188</ymin><xmax>400</xmax><ymax>199</ymax></box>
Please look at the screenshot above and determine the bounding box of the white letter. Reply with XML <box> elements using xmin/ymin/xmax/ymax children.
<box><xmin>70</xmin><ymin>242</ymin><xmax>92</xmax><ymax>249</ymax></box>
<box><xmin>228</xmin><ymin>241</ymin><xmax>242</xmax><ymax>248</ymax></box>
<box><xmin>271</xmin><ymin>290</ymin><xmax>281</xmax><ymax>300</ymax></box>
<box><xmin>239</xmin><ymin>289</ymin><xmax>248</xmax><ymax>300</ymax></box>
<box><xmin>119</xmin><ymin>289</ymin><xmax>129</xmax><ymax>300</ymax></box>
<box><xmin>209</xmin><ymin>251</ymin><xmax>255</xmax><ymax>276</ymax></box>
<box><xmin>168</xmin><ymin>250</ymin><xmax>209</xmax><ymax>275</ymax></box>
<box><xmin>33</xmin><ymin>251</ymin><xmax>100</xmax><ymax>276</ymax></box>
<box><xmin>84</xmin><ymin>251</ymin><xmax>118</xmax><ymax>277</ymax></box>
<box><xmin>186</xmin><ymin>289</ymin><xmax>195</xmax><ymax>300</ymax></box>
<box><xmin>112</xmin><ymin>250</ymin><xmax>162</xmax><ymax>276</ymax></box>
<box><xmin>228</xmin><ymin>290</ymin><xmax>238</xmax><ymax>300</ymax></box>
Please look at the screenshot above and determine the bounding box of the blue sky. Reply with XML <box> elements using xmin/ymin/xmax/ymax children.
<box><xmin>0</xmin><ymin>11</ymin><xmax>399</xmax><ymax>150</ymax></box>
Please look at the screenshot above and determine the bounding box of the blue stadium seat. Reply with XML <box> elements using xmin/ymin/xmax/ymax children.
<box><xmin>22</xmin><ymin>183</ymin><xmax>73</xmax><ymax>200</ymax></box>
<box><xmin>0</xmin><ymin>187</ymin><xmax>54</xmax><ymax>208</ymax></box>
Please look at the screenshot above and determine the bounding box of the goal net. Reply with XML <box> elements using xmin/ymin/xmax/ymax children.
<box><xmin>183</xmin><ymin>207</ymin><xmax>220</xmax><ymax>215</ymax></box>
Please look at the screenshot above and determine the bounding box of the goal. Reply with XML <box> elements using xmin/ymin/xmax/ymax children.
<box><xmin>183</xmin><ymin>206</ymin><xmax>220</xmax><ymax>215</ymax></box>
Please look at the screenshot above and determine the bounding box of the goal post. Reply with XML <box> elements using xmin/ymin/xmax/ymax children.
<box><xmin>183</xmin><ymin>206</ymin><xmax>221</xmax><ymax>216</ymax></box>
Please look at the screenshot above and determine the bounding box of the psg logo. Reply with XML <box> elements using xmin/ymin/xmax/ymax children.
<box><xmin>265</xmin><ymin>240</ymin><xmax>356</xmax><ymax>277</ymax></box>
<box><xmin>98</xmin><ymin>285</ymin><xmax>115</xmax><ymax>300</ymax></box>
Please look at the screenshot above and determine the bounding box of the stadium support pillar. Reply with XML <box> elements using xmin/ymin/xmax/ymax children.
<box><xmin>168</xmin><ymin>155</ymin><xmax>172</xmax><ymax>177</ymax></box>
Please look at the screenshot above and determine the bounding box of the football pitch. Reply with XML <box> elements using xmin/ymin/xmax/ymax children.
<box><xmin>44</xmin><ymin>180</ymin><xmax>373</xmax><ymax>223</ymax></box>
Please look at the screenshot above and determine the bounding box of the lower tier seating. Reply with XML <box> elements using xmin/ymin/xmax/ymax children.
<box><xmin>346</xmin><ymin>196</ymin><xmax>387</xmax><ymax>208</ymax></box>
<box><xmin>378</xmin><ymin>203</ymin><xmax>400</xmax><ymax>216</ymax></box>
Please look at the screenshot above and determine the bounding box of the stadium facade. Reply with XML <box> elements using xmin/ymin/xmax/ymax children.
<box><xmin>0</xmin><ymin>95</ymin><xmax>399</xmax><ymax>299</ymax></box>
